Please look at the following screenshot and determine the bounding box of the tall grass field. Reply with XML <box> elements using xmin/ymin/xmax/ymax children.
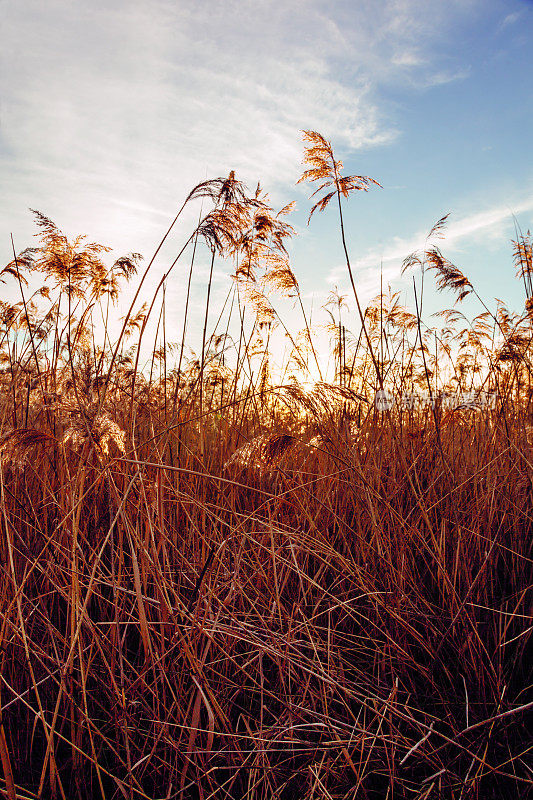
<box><xmin>0</xmin><ymin>132</ymin><xmax>531</xmax><ymax>799</ymax></box>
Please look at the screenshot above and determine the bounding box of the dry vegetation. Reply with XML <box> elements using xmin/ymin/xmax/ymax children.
<box><xmin>0</xmin><ymin>132</ymin><xmax>531</xmax><ymax>799</ymax></box>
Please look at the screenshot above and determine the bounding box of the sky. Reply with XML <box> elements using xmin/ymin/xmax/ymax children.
<box><xmin>1</xmin><ymin>0</ymin><xmax>532</xmax><ymax>375</ymax></box>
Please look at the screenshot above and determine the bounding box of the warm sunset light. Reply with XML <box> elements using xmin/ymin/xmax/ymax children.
<box><xmin>1</xmin><ymin>2</ymin><xmax>532</xmax><ymax>798</ymax></box>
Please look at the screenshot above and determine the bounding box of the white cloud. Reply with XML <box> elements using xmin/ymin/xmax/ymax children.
<box><xmin>391</xmin><ymin>51</ymin><xmax>425</xmax><ymax>67</ymax></box>
<box><xmin>0</xmin><ymin>0</ymin><xmax>485</xmax><ymax>254</ymax></box>
<box><xmin>0</xmin><ymin>0</ymin><xmax>403</xmax><ymax>286</ymax></box>
<box><xmin>327</xmin><ymin>195</ymin><xmax>533</xmax><ymax>296</ymax></box>
<box><xmin>421</xmin><ymin>68</ymin><xmax>471</xmax><ymax>88</ymax></box>
<box><xmin>444</xmin><ymin>199</ymin><xmax>533</xmax><ymax>245</ymax></box>
<box><xmin>501</xmin><ymin>11</ymin><xmax>522</xmax><ymax>27</ymax></box>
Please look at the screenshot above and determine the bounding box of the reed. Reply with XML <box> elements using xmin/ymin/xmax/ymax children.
<box><xmin>0</xmin><ymin>133</ymin><xmax>531</xmax><ymax>799</ymax></box>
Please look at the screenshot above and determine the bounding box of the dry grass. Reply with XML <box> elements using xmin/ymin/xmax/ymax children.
<box><xmin>0</xmin><ymin>134</ymin><xmax>531</xmax><ymax>799</ymax></box>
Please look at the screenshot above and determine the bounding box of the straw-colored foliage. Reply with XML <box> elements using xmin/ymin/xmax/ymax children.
<box><xmin>0</xmin><ymin>136</ymin><xmax>531</xmax><ymax>800</ymax></box>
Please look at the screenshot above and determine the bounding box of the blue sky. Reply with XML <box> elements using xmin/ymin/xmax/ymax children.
<box><xmin>1</xmin><ymin>0</ymin><xmax>532</xmax><ymax>372</ymax></box>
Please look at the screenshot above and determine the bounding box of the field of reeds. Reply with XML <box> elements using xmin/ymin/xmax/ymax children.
<box><xmin>0</xmin><ymin>132</ymin><xmax>531</xmax><ymax>799</ymax></box>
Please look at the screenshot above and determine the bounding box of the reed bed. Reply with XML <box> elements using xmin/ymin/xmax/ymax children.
<box><xmin>0</xmin><ymin>133</ymin><xmax>531</xmax><ymax>799</ymax></box>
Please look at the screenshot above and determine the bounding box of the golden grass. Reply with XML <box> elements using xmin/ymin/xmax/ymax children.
<box><xmin>0</xmin><ymin>133</ymin><xmax>531</xmax><ymax>799</ymax></box>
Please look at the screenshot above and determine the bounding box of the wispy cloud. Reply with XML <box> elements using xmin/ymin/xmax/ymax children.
<box><xmin>500</xmin><ymin>10</ymin><xmax>523</xmax><ymax>28</ymax></box>
<box><xmin>1</xmin><ymin>0</ymin><xmax>487</xmax><ymax>258</ymax></box>
<box><xmin>421</xmin><ymin>68</ymin><xmax>471</xmax><ymax>88</ymax></box>
<box><xmin>327</xmin><ymin>195</ymin><xmax>533</xmax><ymax>293</ymax></box>
<box><xmin>391</xmin><ymin>51</ymin><xmax>426</xmax><ymax>67</ymax></box>
<box><xmin>0</xmin><ymin>1</ymin><xmax>388</xmax><ymax>256</ymax></box>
